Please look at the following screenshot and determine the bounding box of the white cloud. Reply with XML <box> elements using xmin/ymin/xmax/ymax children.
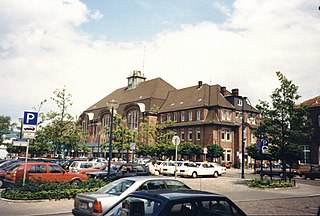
<box><xmin>0</xmin><ymin>0</ymin><xmax>319</xmax><ymax>122</ymax></box>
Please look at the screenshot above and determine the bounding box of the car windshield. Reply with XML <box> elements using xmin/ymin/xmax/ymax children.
<box><xmin>7</xmin><ymin>163</ymin><xmax>21</xmax><ymax>171</ymax></box>
<box><xmin>96</xmin><ymin>179</ymin><xmax>135</xmax><ymax>195</ymax></box>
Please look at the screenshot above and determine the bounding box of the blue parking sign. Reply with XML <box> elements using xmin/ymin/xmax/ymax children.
<box><xmin>23</xmin><ymin>111</ymin><xmax>38</xmax><ymax>126</ymax></box>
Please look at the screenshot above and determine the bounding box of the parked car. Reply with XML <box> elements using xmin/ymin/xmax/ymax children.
<box><xmin>255</xmin><ymin>164</ymin><xmax>299</xmax><ymax>178</ymax></box>
<box><xmin>105</xmin><ymin>189</ymin><xmax>247</xmax><ymax>216</ymax></box>
<box><xmin>69</xmin><ymin>161</ymin><xmax>96</xmax><ymax>173</ymax></box>
<box><xmin>77</xmin><ymin>163</ymin><xmax>107</xmax><ymax>175</ymax></box>
<box><xmin>178</xmin><ymin>162</ymin><xmax>220</xmax><ymax>178</ymax></box>
<box><xmin>160</xmin><ymin>161</ymin><xmax>181</xmax><ymax>176</ymax></box>
<box><xmin>4</xmin><ymin>162</ymin><xmax>88</xmax><ymax>186</ymax></box>
<box><xmin>86</xmin><ymin>163</ymin><xmax>150</xmax><ymax>181</ymax></box>
<box><xmin>72</xmin><ymin>176</ymin><xmax>191</xmax><ymax>216</ymax></box>
<box><xmin>208</xmin><ymin>162</ymin><xmax>227</xmax><ymax>175</ymax></box>
<box><xmin>299</xmin><ymin>166</ymin><xmax>320</xmax><ymax>180</ymax></box>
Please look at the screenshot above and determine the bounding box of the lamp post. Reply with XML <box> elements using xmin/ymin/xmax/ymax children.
<box><xmin>241</xmin><ymin>96</ymin><xmax>247</xmax><ymax>179</ymax></box>
<box><xmin>107</xmin><ymin>100</ymin><xmax>119</xmax><ymax>178</ymax></box>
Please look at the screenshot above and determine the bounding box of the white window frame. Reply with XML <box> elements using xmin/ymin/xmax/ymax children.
<box><xmin>181</xmin><ymin>131</ymin><xmax>185</xmax><ymax>141</ymax></box>
<box><xmin>181</xmin><ymin>111</ymin><xmax>185</xmax><ymax>122</ymax></box>
<box><xmin>196</xmin><ymin>128</ymin><xmax>200</xmax><ymax>140</ymax></box>
<box><xmin>196</xmin><ymin>110</ymin><xmax>201</xmax><ymax>120</ymax></box>
<box><xmin>221</xmin><ymin>128</ymin><xmax>232</xmax><ymax>142</ymax></box>
<box><xmin>167</xmin><ymin>113</ymin><xmax>171</xmax><ymax>121</ymax></box>
<box><xmin>188</xmin><ymin>128</ymin><xmax>192</xmax><ymax>140</ymax></box>
<box><xmin>188</xmin><ymin>111</ymin><xmax>192</xmax><ymax>121</ymax></box>
<box><xmin>173</xmin><ymin>113</ymin><xmax>177</xmax><ymax>122</ymax></box>
<box><xmin>128</xmin><ymin>110</ymin><xmax>139</xmax><ymax>130</ymax></box>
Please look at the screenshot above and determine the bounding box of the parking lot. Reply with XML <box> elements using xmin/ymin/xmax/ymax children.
<box><xmin>0</xmin><ymin>168</ymin><xmax>319</xmax><ymax>215</ymax></box>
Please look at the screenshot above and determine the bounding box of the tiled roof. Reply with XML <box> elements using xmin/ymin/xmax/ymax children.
<box><xmin>300</xmin><ymin>95</ymin><xmax>320</xmax><ymax>107</ymax></box>
<box><xmin>85</xmin><ymin>77</ymin><xmax>176</xmax><ymax>112</ymax></box>
<box><xmin>159</xmin><ymin>84</ymin><xmax>234</xmax><ymax>113</ymax></box>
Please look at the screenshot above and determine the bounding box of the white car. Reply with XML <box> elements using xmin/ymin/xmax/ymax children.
<box><xmin>178</xmin><ymin>162</ymin><xmax>220</xmax><ymax>178</ymax></box>
<box><xmin>72</xmin><ymin>176</ymin><xmax>191</xmax><ymax>216</ymax></box>
<box><xmin>68</xmin><ymin>161</ymin><xmax>96</xmax><ymax>173</ymax></box>
<box><xmin>160</xmin><ymin>161</ymin><xmax>182</xmax><ymax>176</ymax></box>
<box><xmin>208</xmin><ymin>162</ymin><xmax>227</xmax><ymax>175</ymax></box>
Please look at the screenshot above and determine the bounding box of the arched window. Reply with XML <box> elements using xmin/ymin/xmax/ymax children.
<box><xmin>127</xmin><ymin>110</ymin><xmax>139</xmax><ymax>130</ymax></box>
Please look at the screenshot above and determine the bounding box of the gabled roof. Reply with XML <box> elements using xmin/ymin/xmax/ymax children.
<box><xmin>85</xmin><ymin>77</ymin><xmax>176</xmax><ymax>112</ymax></box>
<box><xmin>159</xmin><ymin>84</ymin><xmax>234</xmax><ymax>113</ymax></box>
<box><xmin>300</xmin><ymin>95</ymin><xmax>320</xmax><ymax>108</ymax></box>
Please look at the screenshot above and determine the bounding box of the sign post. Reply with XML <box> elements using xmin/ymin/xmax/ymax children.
<box><xmin>172</xmin><ymin>136</ymin><xmax>180</xmax><ymax>178</ymax></box>
<box><xmin>130</xmin><ymin>142</ymin><xmax>136</xmax><ymax>163</ymax></box>
<box><xmin>22</xmin><ymin>111</ymin><xmax>38</xmax><ymax>186</ymax></box>
<box><xmin>203</xmin><ymin>147</ymin><xmax>208</xmax><ymax>162</ymax></box>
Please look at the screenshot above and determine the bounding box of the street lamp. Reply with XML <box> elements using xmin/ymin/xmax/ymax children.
<box><xmin>107</xmin><ymin>100</ymin><xmax>119</xmax><ymax>178</ymax></box>
<box><xmin>241</xmin><ymin>97</ymin><xmax>247</xmax><ymax>179</ymax></box>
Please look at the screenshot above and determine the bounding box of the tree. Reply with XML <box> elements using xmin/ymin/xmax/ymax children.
<box><xmin>34</xmin><ymin>87</ymin><xmax>83</xmax><ymax>158</ymax></box>
<box><xmin>179</xmin><ymin>142</ymin><xmax>201</xmax><ymax>161</ymax></box>
<box><xmin>0</xmin><ymin>115</ymin><xmax>12</xmax><ymax>144</ymax></box>
<box><xmin>206</xmin><ymin>144</ymin><xmax>224</xmax><ymax>162</ymax></box>
<box><xmin>255</xmin><ymin>71</ymin><xmax>313</xmax><ymax>180</ymax></box>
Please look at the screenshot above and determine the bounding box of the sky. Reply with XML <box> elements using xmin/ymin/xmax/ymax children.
<box><xmin>1</xmin><ymin>0</ymin><xmax>319</xmax><ymax>123</ymax></box>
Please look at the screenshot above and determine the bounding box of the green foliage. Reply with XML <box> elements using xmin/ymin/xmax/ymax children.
<box><xmin>248</xmin><ymin>178</ymin><xmax>294</xmax><ymax>188</ymax></box>
<box><xmin>255</xmin><ymin>71</ymin><xmax>313</xmax><ymax>170</ymax></box>
<box><xmin>179</xmin><ymin>142</ymin><xmax>201</xmax><ymax>160</ymax></box>
<box><xmin>1</xmin><ymin>179</ymin><xmax>108</xmax><ymax>200</ymax></box>
<box><xmin>206</xmin><ymin>144</ymin><xmax>223</xmax><ymax>160</ymax></box>
<box><xmin>33</xmin><ymin>87</ymin><xmax>83</xmax><ymax>157</ymax></box>
<box><xmin>0</xmin><ymin>115</ymin><xmax>14</xmax><ymax>144</ymax></box>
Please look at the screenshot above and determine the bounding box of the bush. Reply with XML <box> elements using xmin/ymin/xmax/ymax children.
<box><xmin>248</xmin><ymin>177</ymin><xmax>294</xmax><ymax>188</ymax></box>
<box><xmin>1</xmin><ymin>179</ymin><xmax>109</xmax><ymax>200</ymax></box>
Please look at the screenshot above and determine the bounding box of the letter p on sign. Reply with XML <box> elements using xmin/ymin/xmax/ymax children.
<box><xmin>23</xmin><ymin>111</ymin><xmax>38</xmax><ymax>126</ymax></box>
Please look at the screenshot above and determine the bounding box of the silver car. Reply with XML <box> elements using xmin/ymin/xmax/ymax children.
<box><xmin>72</xmin><ymin>176</ymin><xmax>191</xmax><ymax>216</ymax></box>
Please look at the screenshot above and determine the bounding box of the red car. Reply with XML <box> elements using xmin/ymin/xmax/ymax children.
<box><xmin>4</xmin><ymin>162</ymin><xmax>88</xmax><ymax>186</ymax></box>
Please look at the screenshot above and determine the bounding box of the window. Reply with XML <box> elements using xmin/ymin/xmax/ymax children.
<box><xmin>188</xmin><ymin>128</ymin><xmax>192</xmax><ymax>140</ymax></box>
<box><xmin>49</xmin><ymin>165</ymin><xmax>64</xmax><ymax>173</ymax></box>
<box><xmin>181</xmin><ymin>131</ymin><xmax>185</xmax><ymax>141</ymax></box>
<box><xmin>82</xmin><ymin>120</ymin><xmax>88</xmax><ymax>132</ymax></box>
<box><xmin>196</xmin><ymin>128</ymin><xmax>201</xmax><ymax>140</ymax></box>
<box><xmin>188</xmin><ymin>111</ymin><xmax>192</xmax><ymax>121</ymax></box>
<box><xmin>238</xmin><ymin>99</ymin><xmax>243</xmax><ymax>106</ymax></box>
<box><xmin>235</xmin><ymin>111</ymin><xmax>241</xmax><ymax>121</ymax></box>
<box><xmin>221</xmin><ymin>129</ymin><xmax>231</xmax><ymax>142</ymax></box>
<box><xmin>173</xmin><ymin>113</ymin><xmax>177</xmax><ymax>122</ymax></box>
<box><xmin>102</xmin><ymin>114</ymin><xmax>111</xmax><ymax>128</ymax></box>
<box><xmin>167</xmin><ymin>113</ymin><xmax>171</xmax><ymax>121</ymax></box>
<box><xmin>196</xmin><ymin>110</ymin><xmax>201</xmax><ymax>120</ymax></box>
<box><xmin>222</xmin><ymin>149</ymin><xmax>232</xmax><ymax>162</ymax></box>
<box><xmin>128</xmin><ymin>110</ymin><xmax>139</xmax><ymax>130</ymax></box>
<box><xmin>318</xmin><ymin>115</ymin><xmax>320</xmax><ymax>127</ymax></box>
<box><xmin>222</xmin><ymin>110</ymin><xmax>232</xmax><ymax>121</ymax></box>
<box><xmin>29</xmin><ymin>165</ymin><xmax>47</xmax><ymax>173</ymax></box>
<box><xmin>181</xmin><ymin>111</ymin><xmax>185</xmax><ymax>122</ymax></box>
<box><xmin>302</xmin><ymin>145</ymin><xmax>311</xmax><ymax>164</ymax></box>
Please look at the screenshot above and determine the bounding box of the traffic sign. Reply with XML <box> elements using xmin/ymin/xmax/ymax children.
<box><xmin>203</xmin><ymin>147</ymin><xmax>208</xmax><ymax>154</ymax></box>
<box><xmin>172</xmin><ymin>136</ymin><xmax>180</xmax><ymax>146</ymax></box>
<box><xmin>130</xmin><ymin>142</ymin><xmax>136</xmax><ymax>150</ymax></box>
<box><xmin>23</xmin><ymin>132</ymin><xmax>36</xmax><ymax>139</ymax></box>
<box><xmin>13</xmin><ymin>139</ymin><xmax>29</xmax><ymax>147</ymax></box>
<box><xmin>261</xmin><ymin>139</ymin><xmax>269</xmax><ymax>154</ymax></box>
<box><xmin>23</xmin><ymin>111</ymin><xmax>38</xmax><ymax>126</ymax></box>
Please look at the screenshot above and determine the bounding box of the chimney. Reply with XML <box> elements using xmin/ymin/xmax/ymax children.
<box><xmin>221</xmin><ymin>86</ymin><xmax>227</xmax><ymax>95</ymax></box>
<box><xmin>232</xmin><ymin>88</ymin><xmax>239</xmax><ymax>96</ymax></box>
<box><xmin>197</xmin><ymin>81</ymin><xmax>203</xmax><ymax>89</ymax></box>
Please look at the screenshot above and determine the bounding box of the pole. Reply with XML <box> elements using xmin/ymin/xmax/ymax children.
<box><xmin>175</xmin><ymin>144</ymin><xmax>178</xmax><ymax>179</ymax></box>
<box><xmin>23</xmin><ymin>140</ymin><xmax>29</xmax><ymax>186</ymax></box>
<box><xmin>241</xmin><ymin>97</ymin><xmax>247</xmax><ymax>179</ymax></box>
<box><xmin>107</xmin><ymin>107</ymin><xmax>114</xmax><ymax>179</ymax></box>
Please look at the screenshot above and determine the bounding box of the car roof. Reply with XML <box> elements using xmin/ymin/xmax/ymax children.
<box><xmin>117</xmin><ymin>175</ymin><xmax>179</xmax><ymax>182</ymax></box>
<box><xmin>129</xmin><ymin>189</ymin><xmax>225</xmax><ymax>201</ymax></box>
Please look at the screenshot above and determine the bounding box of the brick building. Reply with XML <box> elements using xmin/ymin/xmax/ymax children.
<box><xmin>300</xmin><ymin>96</ymin><xmax>320</xmax><ymax>165</ymax></box>
<box><xmin>80</xmin><ymin>71</ymin><xmax>259</xmax><ymax>166</ymax></box>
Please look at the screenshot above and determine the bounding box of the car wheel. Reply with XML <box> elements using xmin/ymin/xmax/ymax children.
<box><xmin>301</xmin><ymin>174</ymin><xmax>307</xmax><ymax>180</ymax></box>
<box><xmin>70</xmin><ymin>179</ymin><xmax>81</xmax><ymax>186</ymax></box>
<box><xmin>213</xmin><ymin>171</ymin><xmax>219</xmax><ymax>178</ymax></box>
<box><xmin>192</xmin><ymin>172</ymin><xmax>198</xmax><ymax>178</ymax></box>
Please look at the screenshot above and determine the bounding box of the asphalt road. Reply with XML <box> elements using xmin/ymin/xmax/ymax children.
<box><xmin>0</xmin><ymin>168</ymin><xmax>319</xmax><ymax>216</ymax></box>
